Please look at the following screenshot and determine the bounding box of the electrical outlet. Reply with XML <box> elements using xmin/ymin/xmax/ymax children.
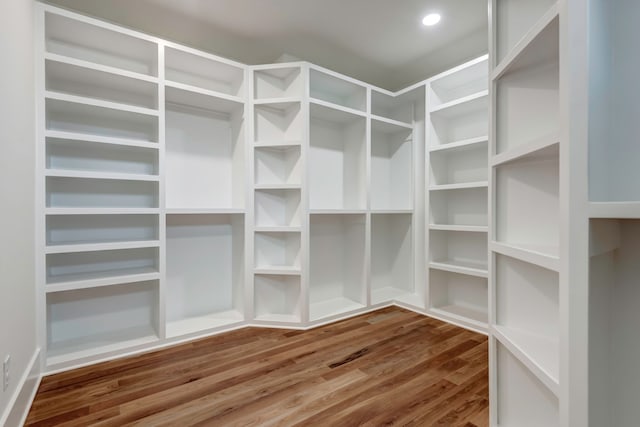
<box><xmin>3</xmin><ymin>355</ymin><xmax>10</xmax><ymax>392</ymax></box>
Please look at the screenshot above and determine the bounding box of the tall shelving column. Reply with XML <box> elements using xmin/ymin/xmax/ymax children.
<box><xmin>251</xmin><ymin>64</ymin><xmax>306</xmax><ymax>325</ymax></box>
<box><xmin>307</xmin><ymin>66</ymin><xmax>368</xmax><ymax>323</ymax></box>
<box><xmin>37</xmin><ymin>5</ymin><xmax>163</xmax><ymax>370</ymax></box>
<box><xmin>489</xmin><ymin>1</ymin><xmax>561</xmax><ymax>425</ymax></box>
<box><xmin>425</xmin><ymin>55</ymin><xmax>489</xmax><ymax>333</ymax></box>
<box><xmin>162</xmin><ymin>44</ymin><xmax>247</xmax><ymax>338</ymax></box>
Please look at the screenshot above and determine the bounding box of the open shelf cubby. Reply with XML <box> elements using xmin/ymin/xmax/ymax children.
<box><xmin>496</xmin><ymin>342</ymin><xmax>559</xmax><ymax>427</ymax></box>
<box><xmin>46</xmin><ymin>98</ymin><xmax>158</xmax><ymax>142</ymax></box>
<box><xmin>430</xmin><ymin>142</ymin><xmax>487</xmax><ymax>186</ymax></box>
<box><xmin>46</xmin><ymin>280</ymin><xmax>160</xmax><ymax>366</ymax></box>
<box><xmin>428</xmin><ymin>98</ymin><xmax>487</xmax><ymax>148</ymax></box>
<box><xmin>495</xmin><ymin>253</ymin><xmax>559</xmax><ymax>388</ymax></box>
<box><xmin>45</xmin><ymin>59</ymin><xmax>158</xmax><ymax>110</ymax></box>
<box><xmin>429</xmin><ymin>229</ymin><xmax>488</xmax><ymax>275</ymax></box>
<box><xmin>495</xmin><ymin>157</ymin><xmax>559</xmax><ymax>258</ymax></box>
<box><xmin>255</xmin><ymin>188</ymin><xmax>301</xmax><ymax>227</ymax></box>
<box><xmin>254</xmin><ymin>274</ymin><xmax>301</xmax><ymax>323</ymax></box>
<box><xmin>166</xmin><ymin>214</ymin><xmax>244</xmax><ymax>337</ymax></box>
<box><xmin>371</xmin><ymin>213</ymin><xmax>416</xmax><ymax>306</ymax></box>
<box><xmin>309</xmin><ymin>103</ymin><xmax>366</xmax><ymax>210</ymax></box>
<box><xmin>46</xmin><ymin>214</ymin><xmax>158</xmax><ymax>246</ymax></box>
<box><xmin>309</xmin><ymin>69</ymin><xmax>366</xmax><ymax>112</ymax></box>
<box><xmin>254</xmin><ymin>101</ymin><xmax>303</xmax><ymax>144</ymax></box>
<box><xmin>430</xmin><ymin>188</ymin><xmax>487</xmax><ymax>228</ymax></box>
<box><xmin>494</xmin><ymin>0</ymin><xmax>557</xmax><ymax>67</ymax></box>
<box><xmin>255</xmin><ymin>231</ymin><xmax>300</xmax><ymax>272</ymax></box>
<box><xmin>254</xmin><ymin>66</ymin><xmax>302</xmax><ymax>99</ymax></box>
<box><xmin>309</xmin><ymin>214</ymin><xmax>366</xmax><ymax>321</ymax></box>
<box><xmin>44</xmin><ymin>11</ymin><xmax>158</xmax><ymax>76</ymax></box>
<box><xmin>46</xmin><ymin>176</ymin><xmax>158</xmax><ymax>209</ymax></box>
<box><xmin>46</xmin><ymin>246</ymin><xmax>159</xmax><ymax>287</ymax></box>
<box><xmin>429</xmin><ymin>269</ymin><xmax>487</xmax><ymax>327</ymax></box>
<box><xmin>46</xmin><ymin>137</ymin><xmax>158</xmax><ymax>176</ymax></box>
<box><xmin>371</xmin><ymin>119</ymin><xmax>413</xmax><ymax>211</ymax></box>
<box><xmin>165</xmin><ymin>86</ymin><xmax>245</xmax><ymax>210</ymax></box>
<box><xmin>495</xmin><ymin>18</ymin><xmax>559</xmax><ymax>155</ymax></box>
<box><xmin>429</xmin><ymin>58</ymin><xmax>488</xmax><ymax>109</ymax></box>
<box><xmin>165</xmin><ymin>46</ymin><xmax>244</xmax><ymax>97</ymax></box>
<box><xmin>254</xmin><ymin>145</ymin><xmax>301</xmax><ymax>187</ymax></box>
<box><xmin>588</xmin><ymin>0</ymin><xmax>640</xmax><ymax>202</ymax></box>
<box><xmin>589</xmin><ymin>219</ymin><xmax>640</xmax><ymax>426</ymax></box>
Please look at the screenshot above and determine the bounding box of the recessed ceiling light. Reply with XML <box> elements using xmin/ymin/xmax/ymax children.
<box><xmin>422</xmin><ymin>13</ymin><xmax>441</xmax><ymax>26</ymax></box>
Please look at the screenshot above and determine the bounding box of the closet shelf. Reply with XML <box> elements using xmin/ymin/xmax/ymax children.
<box><xmin>309</xmin><ymin>209</ymin><xmax>367</xmax><ymax>215</ymax></box>
<box><xmin>429</xmin><ymin>305</ymin><xmax>488</xmax><ymax>329</ymax></box>
<box><xmin>370</xmin><ymin>114</ymin><xmax>413</xmax><ymax>130</ymax></box>
<box><xmin>45</xmin><ymin>130</ymin><xmax>159</xmax><ymax>150</ymax></box>
<box><xmin>491</xmin><ymin>3</ymin><xmax>559</xmax><ymax>81</ymax></box>
<box><xmin>165</xmin><ymin>208</ymin><xmax>244</xmax><ymax>215</ymax></box>
<box><xmin>371</xmin><ymin>209</ymin><xmax>413</xmax><ymax>214</ymax></box>
<box><xmin>429</xmin><ymin>90</ymin><xmax>489</xmax><ymax>116</ymax></box>
<box><xmin>490</xmin><ymin>241</ymin><xmax>560</xmax><ymax>272</ymax></box>
<box><xmin>429</xmin><ymin>181</ymin><xmax>488</xmax><ymax>191</ymax></box>
<box><xmin>45</xmin><ymin>240</ymin><xmax>160</xmax><ymax>255</ymax></box>
<box><xmin>429</xmin><ymin>136</ymin><xmax>488</xmax><ymax>153</ymax></box>
<box><xmin>254</xmin><ymin>226</ymin><xmax>301</xmax><ymax>233</ymax></box>
<box><xmin>45</xmin><ymin>169</ymin><xmax>160</xmax><ymax>182</ymax></box>
<box><xmin>429</xmin><ymin>224</ymin><xmax>488</xmax><ymax>233</ymax></box>
<box><xmin>45</xmin><ymin>52</ymin><xmax>159</xmax><ymax>84</ymax></box>
<box><xmin>165</xmin><ymin>83</ymin><xmax>244</xmax><ymax>114</ymax></box>
<box><xmin>254</xmin><ymin>183</ymin><xmax>301</xmax><ymax>190</ymax></box>
<box><xmin>492</xmin><ymin>325</ymin><xmax>560</xmax><ymax>396</ymax></box>
<box><xmin>253</xmin><ymin>140</ymin><xmax>302</xmax><ymax>149</ymax></box>
<box><xmin>45</xmin><ymin>268</ymin><xmax>160</xmax><ymax>293</ymax></box>
<box><xmin>165</xmin><ymin>80</ymin><xmax>244</xmax><ymax>104</ymax></box>
<box><xmin>254</xmin><ymin>267</ymin><xmax>302</xmax><ymax>276</ymax></box>
<box><xmin>492</xmin><ymin>134</ymin><xmax>559</xmax><ymax>167</ymax></box>
<box><xmin>309</xmin><ymin>297</ymin><xmax>365</xmax><ymax>322</ymax></box>
<box><xmin>253</xmin><ymin>313</ymin><xmax>301</xmax><ymax>324</ymax></box>
<box><xmin>254</xmin><ymin>97</ymin><xmax>301</xmax><ymax>106</ymax></box>
<box><xmin>429</xmin><ymin>260</ymin><xmax>488</xmax><ymax>278</ymax></box>
<box><xmin>46</xmin><ymin>208</ymin><xmax>160</xmax><ymax>215</ymax></box>
<box><xmin>45</xmin><ymin>90</ymin><xmax>159</xmax><ymax>117</ymax></box>
<box><xmin>589</xmin><ymin>202</ymin><xmax>640</xmax><ymax>219</ymax></box>
<box><xmin>310</xmin><ymin>98</ymin><xmax>367</xmax><ymax>123</ymax></box>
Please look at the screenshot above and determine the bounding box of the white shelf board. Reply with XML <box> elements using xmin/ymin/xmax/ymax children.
<box><xmin>254</xmin><ymin>183</ymin><xmax>301</xmax><ymax>190</ymax></box>
<box><xmin>254</xmin><ymin>267</ymin><xmax>302</xmax><ymax>276</ymax></box>
<box><xmin>429</xmin><ymin>305</ymin><xmax>488</xmax><ymax>328</ymax></box>
<box><xmin>165</xmin><ymin>311</ymin><xmax>244</xmax><ymax>338</ymax></box>
<box><xmin>46</xmin><ymin>207</ymin><xmax>160</xmax><ymax>215</ymax></box>
<box><xmin>45</xmin><ymin>169</ymin><xmax>160</xmax><ymax>182</ymax></box>
<box><xmin>371</xmin><ymin>209</ymin><xmax>413</xmax><ymax>214</ymax></box>
<box><xmin>46</xmin><ymin>267</ymin><xmax>160</xmax><ymax>292</ymax></box>
<box><xmin>429</xmin><ymin>181</ymin><xmax>489</xmax><ymax>191</ymax></box>
<box><xmin>429</xmin><ymin>136</ymin><xmax>488</xmax><ymax>153</ymax></box>
<box><xmin>253</xmin><ymin>313</ymin><xmax>301</xmax><ymax>324</ymax></box>
<box><xmin>253</xmin><ymin>97</ymin><xmax>302</xmax><ymax>107</ymax></box>
<box><xmin>492</xmin><ymin>325</ymin><xmax>560</xmax><ymax>396</ymax></box>
<box><xmin>429</xmin><ymin>90</ymin><xmax>489</xmax><ymax>115</ymax></box>
<box><xmin>165</xmin><ymin>208</ymin><xmax>245</xmax><ymax>215</ymax></box>
<box><xmin>45</xmin><ymin>90</ymin><xmax>159</xmax><ymax>117</ymax></box>
<box><xmin>254</xmin><ymin>140</ymin><xmax>303</xmax><ymax>149</ymax></box>
<box><xmin>45</xmin><ymin>240</ymin><xmax>160</xmax><ymax>254</ymax></box>
<box><xmin>370</xmin><ymin>114</ymin><xmax>413</xmax><ymax>131</ymax></box>
<box><xmin>44</xmin><ymin>52</ymin><xmax>159</xmax><ymax>84</ymax></box>
<box><xmin>429</xmin><ymin>224</ymin><xmax>488</xmax><ymax>233</ymax></box>
<box><xmin>492</xmin><ymin>3</ymin><xmax>560</xmax><ymax>81</ymax></box>
<box><xmin>309</xmin><ymin>97</ymin><xmax>367</xmax><ymax>119</ymax></box>
<box><xmin>491</xmin><ymin>241</ymin><xmax>560</xmax><ymax>272</ymax></box>
<box><xmin>47</xmin><ymin>325</ymin><xmax>158</xmax><ymax>367</ymax></box>
<box><xmin>165</xmin><ymin>80</ymin><xmax>244</xmax><ymax>106</ymax></box>
<box><xmin>492</xmin><ymin>134</ymin><xmax>559</xmax><ymax>167</ymax></box>
<box><xmin>429</xmin><ymin>260</ymin><xmax>488</xmax><ymax>278</ymax></box>
<box><xmin>254</xmin><ymin>226</ymin><xmax>301</xmax><ymax>233</ymax></box>
<box><xmin>589</xmin><ymin>202</ymin><xmax>640</xmax><ymax>219</ymax></box>
<box><xmin>309</xmin><ymin>209</ymin><xmax>367</xmax><ymax>215</ymax></box>
<box><xmin>310</xmin><ymin>297</ymin><xmax>365</xmax><ymax>321</ymax></box>
<box><xmin>45</xmin><ymin>130</ymin><xmax>159</xmax><ymax>150</ymax></box>
<box><xmin>310</xmin><ymin>99</ymin><xmax>366</xmax><ymax>124</ymax></box>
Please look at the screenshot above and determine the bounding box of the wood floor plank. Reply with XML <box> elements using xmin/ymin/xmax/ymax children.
<box><xmin>26</xmin><ymin>307</ymin><xmax>488</xmax><ymax>426</ymax></box>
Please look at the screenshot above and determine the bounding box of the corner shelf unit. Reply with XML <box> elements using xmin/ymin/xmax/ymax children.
<box><xmin>426</xmin><ymin>55</ymin><xmax>489</xmax><ymax>333</ymax></box>
<box><xmin>37</xmin><ymin>3</ymin><xmax>490</xmax><ymax>374</ymax></box>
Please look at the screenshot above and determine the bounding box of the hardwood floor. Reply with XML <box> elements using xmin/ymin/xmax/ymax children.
<box><xmin>26</xmin><ymin>307</ymin><xmax>489</xmax><ymax>426</ymax></box>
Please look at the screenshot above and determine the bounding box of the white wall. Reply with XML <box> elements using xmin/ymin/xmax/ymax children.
<box><xmin>0</xmin><ymin>0</ymin><xmax>39</xmax><ymax>425</ymax></box>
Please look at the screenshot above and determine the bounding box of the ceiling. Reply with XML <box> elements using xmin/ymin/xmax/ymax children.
<box><xmin>46</xmin><ymin>0</ymin><xmax>488</xmax><ymax>91</ymax></box>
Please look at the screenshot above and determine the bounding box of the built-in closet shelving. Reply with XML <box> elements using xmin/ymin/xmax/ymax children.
<box><xmin>489</xmin><ymin>1</ymin><xmax>561</xmax><ymax>425</ymax></box>
<box><xmin>426</xmin><ymin>56</ymin><xmax>489</xmax><ymax>332</ymax></box>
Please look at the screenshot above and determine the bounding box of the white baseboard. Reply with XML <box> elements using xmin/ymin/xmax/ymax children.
<box><xmin>1</xmin><ymin>348</ymin><xmax>41</xmax><ymax>427</ymax></box>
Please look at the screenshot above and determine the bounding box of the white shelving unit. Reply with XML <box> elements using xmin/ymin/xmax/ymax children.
<box><xmin>426</xmin><ymin>56</ymin><xmax>489</xmax><ymax>333</ymax></box>
<box><xmin>489</xmin><ymin>2</ymin><xmax>563</xmax><ymax>425</ymax></box>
